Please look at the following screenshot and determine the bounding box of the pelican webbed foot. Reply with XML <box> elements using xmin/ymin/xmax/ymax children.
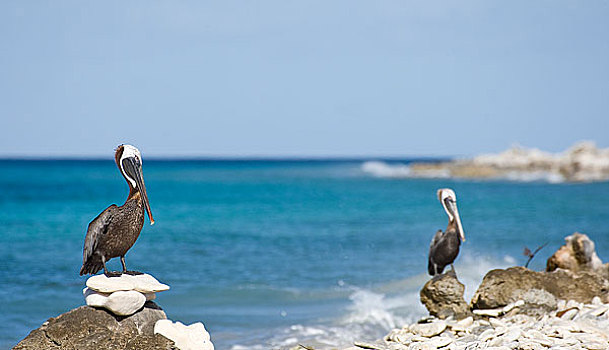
<box><xmin>104</xmin><ymin>271</ymin><xmax>123</xmax><ymax>278</ymax></box>
<box><xmin>123</xmin><ymin>270</ymin><xmax>144</xmax><ymax>276</ymax></box>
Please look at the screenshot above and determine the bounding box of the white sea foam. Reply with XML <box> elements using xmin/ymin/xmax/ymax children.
<box><xmin>361</xmin><ymin>161</ymin><xmax>412</xmax><ymax>178</ymax></box>
<box><xmin>230</xmin><ymin>253</ymin><xmax>516</xmax><ymax>350</ymax></box>
<box><xmin>361</xmin><ymin>161</ymin><xmax>452</xmax><ymax>179</ymax></box>
<box><xmin>503</xmin><ymin>170</ymin><xmax>565</xmax><ymax>183</ymax></box>
<box><xmin>361</xmin><ymin>161</ymin><xmax>569</xmax><ymax>183</ymax></box>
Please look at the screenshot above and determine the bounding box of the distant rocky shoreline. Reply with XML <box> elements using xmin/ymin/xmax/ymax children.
<box><xmin>363</xmin><ymin>141</ymin><xmax>609</xmax><ymax>183</ymax></box>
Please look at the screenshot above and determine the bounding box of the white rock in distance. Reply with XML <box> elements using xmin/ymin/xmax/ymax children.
<box><xmin>83</xmin><ymin>287</ymin><xmax>146</xmax><ymax>316</ymax></box>
<box><xmin>154</xmin><ymin>319</ymin><xmax>214</xmax><ymax>350</ymax></box>
<box><xmin>86</xmin><ymin>273</ymin><xmax>170</xmax><ymax>293</ymax></box>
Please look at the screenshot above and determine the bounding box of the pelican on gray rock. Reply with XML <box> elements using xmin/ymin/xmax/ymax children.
<box><xmin>428</xmin><ymin>188</ymin><xmax>465</xmax><ymax>276</ymax></box>
<box><xmin>79</xmin><ymin>144</ymin><xmax>154</xmax><ymax>277</ymax></box>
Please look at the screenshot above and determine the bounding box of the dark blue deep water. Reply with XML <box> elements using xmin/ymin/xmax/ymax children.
<box><xmin>1</xmin><ymin>159</ymin><xmax>608</xmax><ymax>349</ymax></box>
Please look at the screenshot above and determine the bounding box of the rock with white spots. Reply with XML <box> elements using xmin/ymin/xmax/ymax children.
<box><xmin>154</xmin><ymin>319</ymin><xmax>214</xmax><ymax>350</ymax></box>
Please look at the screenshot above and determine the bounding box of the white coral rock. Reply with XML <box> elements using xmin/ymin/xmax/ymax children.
<box><xmin>83</xmin><ymin>287</ymin><xmax>146</xmax><ymax>316</ymax></box>
<box><xmin>86</xmin><ymin>273</ymin><xmax>170</xmax><ymax>293</ymax></box>
<box><xmin>154</xmin><ymin>319</ymin><xmax>214</xmax><ymax>350</ymax></box>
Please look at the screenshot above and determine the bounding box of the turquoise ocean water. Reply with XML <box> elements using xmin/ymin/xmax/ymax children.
<box><xmin>1</xmin><ymin>159</ymin><xmax>608</xmax><ymax>349</ymax></box>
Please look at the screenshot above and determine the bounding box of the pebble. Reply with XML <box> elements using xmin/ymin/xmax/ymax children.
<box><xmin>379</xmin><ymin>298</ymin><xmax>609</xmax><ymax>350</ymax></box>
<box><xmin>535</xmin><ymin>338</ymin><xmax>553</xmax><ymax>347</ymax></box>
<box><xmin>412</xmin><ymin>335</ymin><xmax>433</xmax><ymax>342</ymax></box>
<box><xmin>591</xmin><ymin>305</ymin><xmax>609</xmax><ymax>317</ymax></box>
<box><xmin>501</xmin><ymin>327</ymin><xmax>521</xmax><ymax>343</ymax></box>
<box><xmin>410</xmin><ymin>321</ymin><xmax>447</xmax><ymax>337</ymax></box>
<box><xmin>523</xmin><ymin>329</ymin><xmax>544</xmax><ymax>340</ymax></box>
<box><xmin>502</xmin><ymin>299</ymin><xmax>525</xmax><ymax>313</ymax></box>
<box><xmin>456</xmin><ymin>317</ymin><xmax>473</xmax><ymax>328</ymax></box>
<box><xmin>492</xmin><ymin>326</ymin><xmax>507</xmax><ymax>337</ymax></box>
<box><xmin>519</xmin><ymin>342</ymin><xmax>544</xmax><ymax>350</ymax></box>
<box><xmin>489</xmin><ymin>318</ymin><xmax>506</xmax><ymax>328</ymax></box>
<box><xmin>551</xmin><ymin>337</ymin><xmax>579</xmax><ymax>347</ymax></box>
<box><xmin>476</xmin><ymin>319</ymin><xmax>490</xmax><ymax>326</ymax></box>
<box><xmin>473</xmin><ymin>308</ymin><xmax>501</xmax><ymax>317</ymax></box>
<box><xmin>566</xmin><ymin>300</ymin><xmax>581</xmax><ymax>309</ymax></box>
<box><xmin>583</xmin><ymin>343</ymin><xmax>608</xmax><ymax>350</ymax></box>
<box><xmin>479</xmin><ymin>329</ymin><xmax>495</xmax><ymax>342</ymax></box>
<box><xmin>429</xmin><ymin>337</ymin><xmax>452</xmax><ymax>348</ymax></box>
<box><xmin>560</xmin><ymin>308</ymin><xmax>579</xmax><ymax>320</ymax></box>
<box><xmin>390</xmin><ymin>332</ymin><xmax>413</xmax><ymax>344</ymax></box>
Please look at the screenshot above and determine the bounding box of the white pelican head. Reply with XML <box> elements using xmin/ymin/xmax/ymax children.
<box><xmin>437</xmin><ymin>188</ymin><xmax>465</xmax><ymax>241</ymax></box>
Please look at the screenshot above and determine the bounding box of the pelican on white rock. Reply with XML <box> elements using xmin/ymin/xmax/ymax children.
<box><xmin>80</xmin><ymin>144</ymin><xmax>154</xmax><ymax>277</ymax></box>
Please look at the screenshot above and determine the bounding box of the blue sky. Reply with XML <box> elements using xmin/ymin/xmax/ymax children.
<box><xmin>1</xmin><ymin>1</ymin><xmax>608</xmax><ymax>157</ymax></box>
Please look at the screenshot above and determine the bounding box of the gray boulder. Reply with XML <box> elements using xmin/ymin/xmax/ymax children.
<box><xmin>14</xmin><ymin>301</ymin><xmax>176</xmax><ymax>350</ymax></box>
<box><xmin>420</xmin><ymin>270</ymin><xmax>472</xmax><ymax>320</ymax></box>
<box><xmin>470</xmin><ymin>266</ymin><xmax>609</xmax><ymax>312</ymax></box>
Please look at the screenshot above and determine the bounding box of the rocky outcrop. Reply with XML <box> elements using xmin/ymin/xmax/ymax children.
<box><xmin>403</xmin><ymin>141</ymin><xmax>609</xmax><ymax>183</ymax></box>
<box><xmin>547</xmin><ymin>232</ymin><xmax>608</xmax><ymax>278</ymax></box>
<box><xmin>470</xmin><ymin>267</ymin><xmax>609</xmax><ymax>312</ymax></box>
<box><xmin>420</xmin><ymin>271</ymin><xmax>472</xmax><ymax>320</ymax></box>
<box><xmin>14</xmin><ymin>302</ymin><xmax>177</xmax><ymax>350</ymax></box>
<box><xmin>378</xmin><ymin>232</ymin><xmax>609</xmax><ymax>350</ymax></box>
<box><xmin>16</xmin><ymin>272</ymin><xmax>214</xmax><ymax>350</ymax></box>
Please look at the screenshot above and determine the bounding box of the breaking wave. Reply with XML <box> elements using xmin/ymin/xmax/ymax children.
<box><xmin>361</xmin><ymin>161</ymin><xmax>569</xmax><ymax>183</ymax></box>
<box><xmin>229</xmin><ymin>252</ymin><xmax>515</xmax><ymax>350</ymax></box>
<box><xmin>361</xmin><ymin>161</ymin><xmax>412</xmax><ymax>178</ymax></box>
<box><xmin>503</xmin><ymin>170</ymin><xmax>565</xmax><ymax>184</ymax></box>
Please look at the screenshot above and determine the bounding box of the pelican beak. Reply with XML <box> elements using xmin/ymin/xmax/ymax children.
<box><xmin>446</xmin><ymin>199</ymin><xmax>465</xmax><ymax>242</ymax></box>
<box><xmin>123</xmin><ymin>157</ymin><xmax>155</xmax><ymax>225</ymax></box>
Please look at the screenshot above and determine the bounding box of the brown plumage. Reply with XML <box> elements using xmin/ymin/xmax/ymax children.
<box><xmin>428</xmin><ymin>188</ymin><xmax>465</xmax><ymax>276</ymax></box>
<box><xmin>80</xmin><ymin>145</ymin><xmax>154</xmax><ymax>276</ymax></box>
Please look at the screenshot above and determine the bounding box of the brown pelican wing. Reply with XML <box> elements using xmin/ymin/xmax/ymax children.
<box><xmin>428</xmin><ymin>229</ymin><xmax>444</xmax><ymax>275</ymax></box>
<box><xmin>429</xmin><ymin>229</ymin><xmax>443</xmax><ymax>251</ymax></box>
<box><xmin>80</xmin><ymin>205</ymin><xmax>117</xmax><ymax>275</ymax></box>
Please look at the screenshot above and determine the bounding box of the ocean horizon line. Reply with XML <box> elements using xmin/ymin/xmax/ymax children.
<box><xmin>0</xmin><ymin>155</ymin><xmax>452</xmax><ymax>163</ymax></box>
